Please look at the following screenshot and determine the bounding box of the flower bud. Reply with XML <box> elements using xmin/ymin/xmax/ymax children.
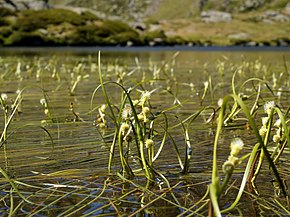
<box><xmin>120</xmin><ymin>123</ymin><xmax>130</xmax><ymax>135</ymax></box>
<box><xmin>259</xmin><ymin>126</ymin><xmax>267</xmax><ymax>137</ymax></box>
<box><xmin>273</xmin><ymin>134</ymin><xmax>280</xmax><ymax>143</ymax></box>
<box><xmin>98</xmin><ymin>123</ymin><xmax>106</xmax><ymax>129</ymax></box>
<box><xmin>138</xmin><ymin>113</ymin><xmax>144</xmax><ymax>121</ymax></box>
<box><xmin>222</xmin><ymin>161</ymin><xmax>234</xmax><ymax>174</ymax></box>
<box><xmin>145</xmin><ymin>139</ymin><xmax>154</xmax><ymax>149</ymax></box>
<box><xmin>142</xmin><ymin>106</ymin><xmax>150</xmax><ymax>114</ymax></box>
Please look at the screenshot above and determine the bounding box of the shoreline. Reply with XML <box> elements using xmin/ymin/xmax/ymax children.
<box><xmin>1</xmin><ymin>45</ymin><xmax>290</xmax><ymax>54</ymax></box>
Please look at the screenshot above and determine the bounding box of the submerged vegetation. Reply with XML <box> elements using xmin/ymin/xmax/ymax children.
<box><xmin>0</xmin><ymin>51</ymin><xmax>290</xmax><ymax>216</ymax></box>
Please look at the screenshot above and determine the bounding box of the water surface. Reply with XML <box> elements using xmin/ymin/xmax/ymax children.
<box><xmin>0</xmin><ymin>47</ymin><xmax>289</xmax><ymax>216</ymax></box>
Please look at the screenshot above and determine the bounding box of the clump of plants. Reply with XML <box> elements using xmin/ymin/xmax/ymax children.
<box><xmin>14</xmin><ymin>9</ymin><xmax>87</xmax><ymax>32</ymax></box>
<box><xmin>0</xmin><ymin>54</ymin><xmax>289</xmax><ymax>216</ymax></box>
<box><xmin>5</xmin><ymin>32</ymin><xmax>46</xmax><ymax>46</ymax></box>
<box><xmin>0</xmin><ymin>7</ymin><xmax>145</xmax><ymax>46</ymax></box>
<box><xmin>71</xmin><ymin>20</ymin><xmax>140</xmax><ymax>45</ymax></box>
<box><xmin>0</xmin><ymin>7</ymin><xmax>16</xmax><ymax>17</ymax></box>
<box><xmin>89</xmin><ymin>53</ymin><xmax>290</xmax><ymax>216</ymax></box>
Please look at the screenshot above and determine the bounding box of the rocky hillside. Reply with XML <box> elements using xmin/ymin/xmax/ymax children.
<box><xmin>0</xmin><ymin>0</ymin><xmax>290</xmax><ymax>46</ymax></box>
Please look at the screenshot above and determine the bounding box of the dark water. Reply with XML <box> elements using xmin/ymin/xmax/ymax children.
<box><xmin>0</xmin><ymin>47</ymin><xmax>289</xmax><ymax>216</ymax></box>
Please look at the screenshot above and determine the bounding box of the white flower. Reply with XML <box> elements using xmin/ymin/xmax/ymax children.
<box><xmin>274</xmin><ymin>119</ymin><xmax>281</xmax><ymax>128</ymax></box>
<box><xmin>217</xmin><ymin>98</ymin><xmax>223</xmax><ymax>107</ymax></box>
<box><xmin>262</xmin><ymin>117</ymin><xmax>269</xmax><ymax>126</ymax></box>
<box><xmin>139</xmin><ymin>89</ymin><xmax>157</xmax><ymax>106</ymax></box>
<box><xmin>276</xmin><ymin>88</ymin><xmax>282</xmax><ymax>98</ymax></box>
<box><xmin>122</xmin><ymin>104</ymin><xmax>132</xmax><ymax>120</ymax></box>
<box><xmin>140</xmin><ymin>90</ymin><xmax>152</xmax><ymax>105</ymax></box>
<box><xmin>264</xmin><ymin>101</ymin><xmax>275</xmax><ymax>115</ymax></box>
<box><xmin>1</xmin><ymin>93</ymin><xmax>8</xmax><ymax>101</ymax></box>
<box><xmin>40</xmin><ymin>98</ymin><xmax>46</xmax><ymax>106</ymax></box>
<box><xmin>230</xmin><ymin>138</ymin><xmax>244</xmax><ymax>157</ymax></box>
<box><xmin>100</xmin><ymin>104</ymin><xmax>106</xmax><ymax>113</ymax></box>
<box><xmin>132</xmin><ymin>100</ymin><xmax>140</xmax><ymax>106</ymax></box>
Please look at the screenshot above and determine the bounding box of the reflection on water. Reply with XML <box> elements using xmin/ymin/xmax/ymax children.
<box><xmin>0</xmin><ymin>47</ymin><xmax>289</xmax><ymax>216</ymax></box>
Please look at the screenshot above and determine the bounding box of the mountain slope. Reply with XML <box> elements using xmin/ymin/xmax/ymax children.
<box><xmin>48</xmin><ymin>0</ymin><xmax>289</xmax><ymax>21</ymax></box>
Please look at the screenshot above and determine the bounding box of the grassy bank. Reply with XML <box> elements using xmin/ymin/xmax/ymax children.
<box><xmin>0</xmin><ymin>7</ymin><xmax>185</xmax><ymax>47</ymax></box>
<box><xmin>0</xmin><ymin>5</ymin><xmax>289</xmax><ymax>47</ymax></box>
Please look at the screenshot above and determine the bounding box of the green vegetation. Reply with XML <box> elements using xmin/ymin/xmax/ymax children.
<box><xmin>70</xmin><ymin>21</ymin><xmax>140</xmax><ymax>46</ymax></box>
<box><xmin>0</xmin><ymin>52</ymin><xmax>289</xmax><ymax>216</ymax></box>
<box><xmin>0</xmin><ymin>7</ymin><xmax>16</xmax><ymax>17</ymax></box>
<box><xmin>5</xmin><ymin>32</ymin><xmax>46</xmax><ymax>46</ymax></box>
<box><xmin>14</xmin><ymin>9</ymin><xmax>87</xmax><ymax>32</ymax></box>
<box><xmin>0</xmin><ymin>7</ymin><xmax>155</xmax><ymax>46</ymax></box>
<box><xmin>268</xmin><ymin>0</ymin><xmax>290</xmax><ymax>9</ymax></box>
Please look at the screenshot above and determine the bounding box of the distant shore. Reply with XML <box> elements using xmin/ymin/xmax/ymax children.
<box><xmin>0</xmin><ymin>7</ymin><xmax>290</xmax><ymax>47</ymax></box>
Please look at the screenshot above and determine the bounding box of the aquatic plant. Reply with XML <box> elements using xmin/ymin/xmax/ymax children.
<box><xmin>0</xmin><ymin>53</ymin><xmax>289</xmax><ymax>216</ymax></box>
<box><xmin>91</xmin><ymin>52</ymin><xmax>158</xmax><ymax>183</ymax></box>
<box><xmin>208</xmin><ymin>72</ymin><xmax>290</xmax><ymax>216</ymax></box>
<box><xmin>0</xmin><ymin>91</ymin><xmax>24</xmax><ymax>171</ymax></box>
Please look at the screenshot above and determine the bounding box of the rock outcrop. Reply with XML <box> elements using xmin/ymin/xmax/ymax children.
<box><xmin>240</xmin><ymin>0</ymin><xmax>267</xmax><ymax>11</ymax></box>
<box><xmin>201</xmin><ymin>10</ymin><xmax>232</xmax><ymax>23</ymax></box>
<box><xmin>262</xmin><ymin>11</ymin><xmax>290</xmax><ymax>23</ymax></box>
<box><xmin>0</xmin><ymin>0</ymin><xmax>49</xmax><ymax>10</ymax></box>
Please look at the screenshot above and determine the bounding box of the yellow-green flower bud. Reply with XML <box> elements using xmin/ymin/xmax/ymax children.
<box><xmin>138</xmin><ymin>113</ymin><xmax>144</xmax><ymax>121</ymax></box>
<box><xmin>259</xmin><ymin>126</ymin><xmax>267</xmax><ymax>137</ymax></box>
<box><xmin>273</xmin><ymin>134</ymin><xmax>280</xmax><ymax>143</ymax></box>
<box><xmin>222</xmin><ymin>161</ymin><xmax>234</xmax><ymax>174</ymax></box>
<box><xmin>142</xmin><ymin>106</ymin><xmax>150</xmax><ymax>114</ymax></box>
<box><xmin>120</xmin><ymin>123</ymin><xmax>130</xmax><ymax>135</ymax></box>
<box><xmin>145</xmin><ymin>139</ymin><xmax>154</xmax><ymax>148</ymax></box>
<box><xmin>44</xmin><ymin>108</ymin><xmax>49</xmax><ymax>115</ymax></box>
<box><xmin>228</xmin><ymin>155</ymin><xmax>239</xmax><ymax>166</ymax></box>
<box><xmin>98</xmin><ymin>122</ymin><xmax>106</xmax><ymax>129</ymax></box>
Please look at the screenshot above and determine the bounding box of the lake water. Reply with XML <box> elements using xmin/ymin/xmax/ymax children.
<box><xmin>0</xmin><ymin>47</ymin><xmax>289</xmax><ymax>216</ymax></box>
